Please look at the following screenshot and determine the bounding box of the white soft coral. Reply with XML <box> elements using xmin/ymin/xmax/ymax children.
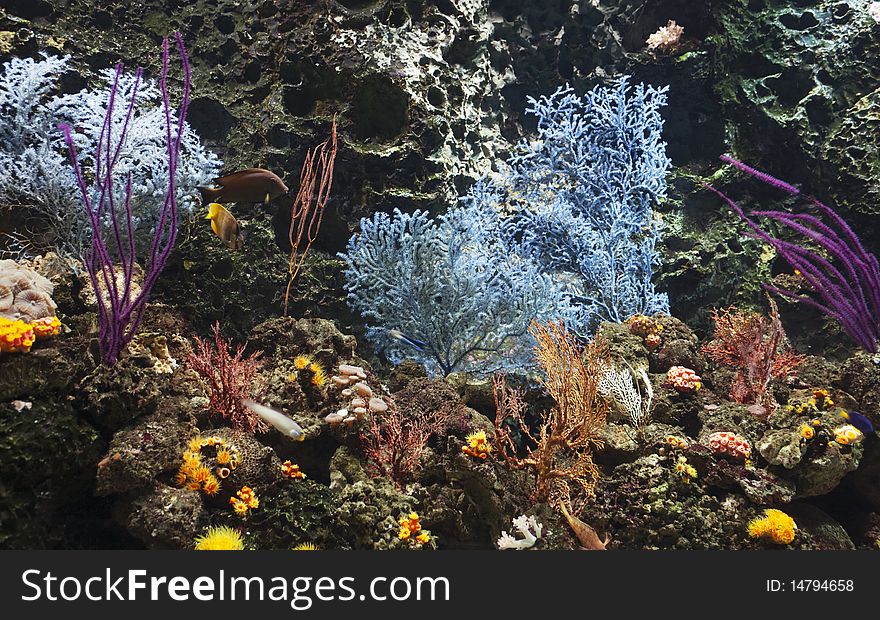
<box><xmin>497</xmin><ymin>515</ymin><xmax>543</xmax><ymax>550</ymax></box>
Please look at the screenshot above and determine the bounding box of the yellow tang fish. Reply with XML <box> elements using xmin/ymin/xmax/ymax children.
<box><xmin>205</xmin><ymin>203</ymin><xmax>243</xmax><ymax>250</ymax></box>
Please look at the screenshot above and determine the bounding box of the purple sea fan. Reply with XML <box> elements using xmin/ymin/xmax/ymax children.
<box><xmin>58</xmin><ymin>33</ymin><xmax>191</xmax><ymax>364</ymax></box>
<box><xmin>705</xmin><ymin>155</ymin><xmax>880</xmax><ymax>353</ymax></box>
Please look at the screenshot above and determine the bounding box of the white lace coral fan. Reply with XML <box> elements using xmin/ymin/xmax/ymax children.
<box><xmin>646</xmin><ymin>20</ymin><xmax>684</xmax><ymax>53</ymax></box>
<box><xmin>497</xmin><ymin>515</ymin><xmax>543</xmax><ymax>550</ymax></box>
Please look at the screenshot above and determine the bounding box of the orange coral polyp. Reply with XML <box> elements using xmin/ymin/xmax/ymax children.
<box><xmin>667</xmin><ymin>366</ymin><xmax>702</xmax><ymax>393</ymax></box>
<box><xmin>0</xmin><ymin>317</ymin><xmax>36</xmax><ymax>353</ymax></box>
<box><xmin>31</xmin><ymin>315</ymin><xmax>61</xmax><ymax>338</ymax></box>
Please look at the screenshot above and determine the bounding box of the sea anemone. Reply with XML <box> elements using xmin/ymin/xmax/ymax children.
<box><xmin>194</xmin><ymin>525</ymin><xmax>245</xmax><ymax>550</ymax></box>
<box><xmin>292</xmin><ymin>542</ymin><xmax>318</xmax><ymax>551</ymax></box>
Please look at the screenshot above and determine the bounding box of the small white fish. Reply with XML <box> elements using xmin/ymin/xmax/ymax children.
<box><xmin>242</xmin><ymin>399</ymin><xmax>305</xmax><ymax>441</ymax></box>
<box><xmin>388</xmin><ymin>329</ymin><xmax>426</xmax><ymax>351</ymax></box>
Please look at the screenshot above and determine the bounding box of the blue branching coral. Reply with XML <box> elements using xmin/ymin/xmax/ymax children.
<box><xmin>342</xmin><ymin>77</ymin><xmax>671</xmax><ymax>375</ymax></box>
<box><xmin>340</xmin><ymin>207</ymin><xmax>573</xmax><ymax>376</ymax></box>
<box><xmin>0</xmin><ymin>53</ymin><xmax>220</xmax><ymax>258</ymax></box>
<box><xmin>465</xmin><ymin>77</ymin><xmax>671</xmax><ymax>335</ymax></box>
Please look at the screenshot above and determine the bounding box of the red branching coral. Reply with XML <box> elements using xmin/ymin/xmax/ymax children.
<box><xmin>701</xmin><ymin>299</ymin><xmax>802</xmax><ymax>411</ymax></box>
<box><xmin>187</xmin><ymin>322</ymin><xmax>267</xmax><ymax>433</ymax></box>
<box><xmin>358</xmin><ymin>395</ymin><xmax>449</xmax><ymax>487</ymax></box>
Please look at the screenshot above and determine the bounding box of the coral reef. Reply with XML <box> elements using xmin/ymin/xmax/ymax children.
<box><xmin>1</xmin><ymin>0</ymin><xmax>879</xmax><ymax>554</ymax></box>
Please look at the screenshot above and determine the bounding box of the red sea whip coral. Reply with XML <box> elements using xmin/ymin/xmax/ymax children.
<box><xmin>706</xmin><ymin>155</ymin><xmax>880</xmax><ymax>354</ymax></box>
<box><xmin>702</xmin><ymin>300</ymin><xmax>802</xmax><ymax>411</ymax></box>
<box><xmin>59</xmin><ymin>34</ymin><xmax>190</xmax><ymax>364</ymax></box>
<box><xmin>187</xmin><ymin>322</ymin><xmax>268</xmax><ymax>433</ymax></box>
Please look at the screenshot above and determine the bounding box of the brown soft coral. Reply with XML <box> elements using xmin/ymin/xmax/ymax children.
<box><xmin>0</xmin><ymin>259</ymin><xmax>57</xmax><ymax>322</ymax></box>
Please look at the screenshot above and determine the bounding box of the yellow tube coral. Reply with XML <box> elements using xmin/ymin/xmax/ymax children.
<box><xmin>0</xmin><ymin>317</ymin><xmax>35</xmax><ymax>352</ymax></box>
<box><xmin>748</xmin><ymin>509</ymin><xmax>797</xmax><ymax>545</ymax></box>
<box><xmin>194</xmin><ymin>525</ymin><xmax>245</xmax><ymax>550</ymax></box>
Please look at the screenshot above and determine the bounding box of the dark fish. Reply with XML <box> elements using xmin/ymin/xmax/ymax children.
<box><xmin>841</xmin><ymin>410</ymin><xmax>875</xmax><ymax>435</ymax></box>
<box><xmin>198</xmin><ymin>168</ymin><xmax>289</xmax><ymax>205</ymax></box>
<box><xmin>205</xmin><ymin>203</ymin><xmax>243</xmax><ymax>250</ymax></box>
<box><xmin>388</xmin><ymin>329</ymin><xmax>426</xmax><ymax>351</ymax></box>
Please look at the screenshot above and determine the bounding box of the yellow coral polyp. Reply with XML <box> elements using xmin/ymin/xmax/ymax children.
<box><xmin>664</xmin><ymin>435</ymin><xmax>688</xmax><ymax>450</ymax></box>
<box><xmin>31</xmin><ymin>315</ymin><xmax>61</xmax><ymax>338</ymax></box>
<box><xmin>281</xmin><ymin>460</ymin><xmax>307</xmax><ymax>479</ymax></box>
<box><xmin>191</xmin><ymin>465</ymin><xmax>213</xmax><ymax>483</ymax></box>
<box><xmin>292</xmin><ymin>542</ymin><xmax>318</xmax><ymax>551</ymax></box>
<box><xmin>800</xmin><ymin>425</ymin><xmax>815</xmax><ymax>440</ymax></box>
<box><xmin>812</xmin><ymin>388</ymin><xmax>834</xmax><ymax>410</ymax></box>
<box><xmin>748</xmin><ymin>509</ymin><xmax>797</xmax><ymax>545</ymax></box>
<box><xmin>178</xmin><ymin>437</ymin><xmax>241</xmax><ymax>496</ymax></box>
<box><xmin>194</xmin><ymin>525</ymin><xmax>244</xmax><ymax>551</ymax></box>
<box><xmin>294</xmin><ymin>355</ymin><xmax>312</xmax><ymax>370</ymax></box>
<box><xmin>230</xmin><ymin>486</ymin><xmax>259</xmax><ymax>516</ymax></box>
<box><xmin>396</xmin><ymin>512</ymin><xmax>433</xmax><ymax>548</ymax></box>
<box><xmin>461</xmin><ymin>430</ymin><xmax>492</xmax><ymax>460</ymax></box>
<box><xmin>833</xmin><ymin>424</ymin><xmax>863</xmax><ymax>446</ymax></box>
<box><xmin>203</xmin><ymin>477</ymin><xmax>220</xmax><ymax>496</ymax></box>
<box><xmin>674</xmin><ymin>456</ymin><xmax>697</xmax><ymax>482</ymax></box>
<box><xmin>0</xmin><ymin>317</ymin><xmax>35</xmax><ymax>353</ymax></box>
<box><xmin>309</xmin><ymin>362</ymin><xmax>328</xmax><ymax>387</ymax></box>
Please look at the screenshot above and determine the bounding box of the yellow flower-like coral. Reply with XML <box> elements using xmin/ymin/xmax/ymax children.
<box><xmin>309</xmin><ymin>361</ymin><xmax>327</xmax><ymax>387</ymax></box>
<box><xmin>748</xmin><ymin>509</ymin><xmax>797</xmax><ymax>545</ymax></box>
<box><xmin>292</xmin><ymin>542</ymin><xmax>318</xmax><ymax>551</ymax></box>
<box><xmin>833</xmin><ymin>424</ymin><xmax>863</xmax><ymax>446</ymax></box>
<box><xmin>176</xmin><ymin>435</ymin><xmax>240</xmax><ymax>496</ymax></box>
<box><xmin>281</xmin><ymin>460</ymin><xmax>306</xmax><ymax>479</ymax></box>
<box><xmin>626</xmin><ymin>314</ymin><xmax>664</xmax><ymax>350</ymax></box>
<box><xmin>288</xmin><ymin>354</ymin><xmax>328</xmax><ymax>388</ymax></box>
<box><xmin>674</xmin><ymin>455</ymin><xmax>697</xmax><ymax>482</ymax></box>
<box><xmin>230</xmin><ymin>486</ymin><xmax>259</xmax><ymax>517</ymax></box>
<box><xmin>800</xmin><ymin>424</ymin><xmax>815</xmax><ymax>440</ymax></box>
<box><xmin>461</xmin><ymin>430</ymin><xmax>492</xmax><ymax>460</ymax></box>
<box><xmin>294</xmin><ymin>355</ymin><xmax>312</xmax><ymax>370</ymax></box>
<box><xmin>194</xmin><ymin>525</ymin><xmax>245</xmax><ymax>550</ymax></box>
<box><xmin>0</xmin><ymin>317</ymin><xmax>35</xmax><ymax>353</ymax></box>
<box><xmin>397</xmin><ymin>511</ymin><xmax>433</xmax><ymax>548</ymax></box>
<box><xmin>31</xmin><ymin>315</ymin><xmax>61</xmax><ymax>338</ymax></box>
